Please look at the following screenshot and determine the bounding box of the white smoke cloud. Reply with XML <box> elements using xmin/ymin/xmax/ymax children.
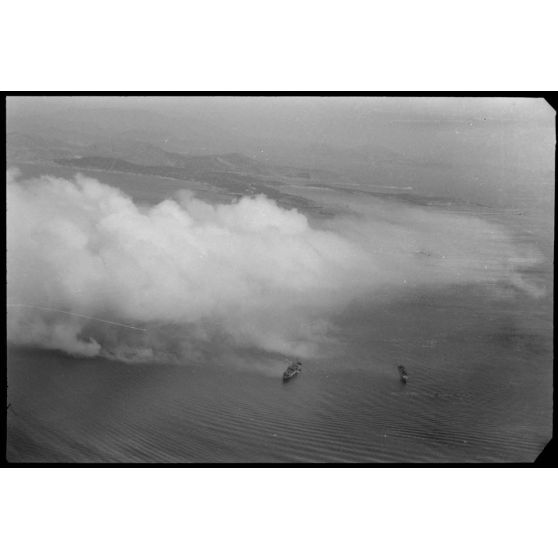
<box><xmin>6</xmin><ymin>169</ymin><xmax>543</xmax><ymax>367</ymax></box>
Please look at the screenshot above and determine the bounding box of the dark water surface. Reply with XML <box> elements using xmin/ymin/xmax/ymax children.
<box><xmin>7</xmin><ymin>280</ymin><xmax>552</xmax><ymax>463</ymax></box>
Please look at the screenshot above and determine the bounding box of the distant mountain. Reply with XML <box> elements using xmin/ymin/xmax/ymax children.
<box><xmin>7</xmin><ymin>104</ymin><xmax>245</xmax><ymax>155</ymax></box>
<box><xmin>7</xmin><ymin>132</ymin><xmax>79</xmax><ymax>163</ymax></box>
<box><xmin>80</xmin><ymin>138</ymin><xmax>187</xmax><ymax>167</ymax></box>
<box><xmin>164</xmin><ymin>152</ymin><xmax>341</xmax><ymax>182</ymax></box>
<box><xmin>53</xmin><ymin>152</ymin><xmax>343</xmax><ymax>191</ymax></box>
<box><xmin>7</xmin><ymin>128</ymin><xmax>342</xmax><ymax>184</ymax></box>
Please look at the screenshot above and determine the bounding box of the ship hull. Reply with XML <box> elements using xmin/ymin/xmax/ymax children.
<box><xmin>282</xmin><ymin>370</ymin><xmax>299</xmax><ymax>382</ymax></box>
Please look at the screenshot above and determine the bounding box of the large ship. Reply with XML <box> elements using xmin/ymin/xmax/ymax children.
<box><xmin>283</xmin><ymin>361</ymin><xmax>302</xmax><ymax>382</ymax></box>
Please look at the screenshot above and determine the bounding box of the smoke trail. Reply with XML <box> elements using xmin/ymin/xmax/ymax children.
<box><xmin>7</xmin><ymin>304</ymin><xmax>147</xmax><ymax>331</ymax></box>
<box><xmin>7</xmin><ymin>170</ymin><xmax>544</xmax><ymax>364</ymax></box>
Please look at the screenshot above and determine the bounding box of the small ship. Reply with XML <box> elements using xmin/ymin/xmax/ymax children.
<box><xmin>398</xmin><ymin>365</ymin><xmax>408</xmax><ymax>384</ymax></box>
<box><xmin>283</xmin><ymin>361</ymin><xmax>302</xmax><ymax>382</ymax></box>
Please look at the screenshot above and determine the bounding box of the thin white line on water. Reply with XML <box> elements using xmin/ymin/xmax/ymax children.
<box><xmin>7</xmin><ymin>303</ymin><xmax>147</xmax><ymax>331</ymax></box>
